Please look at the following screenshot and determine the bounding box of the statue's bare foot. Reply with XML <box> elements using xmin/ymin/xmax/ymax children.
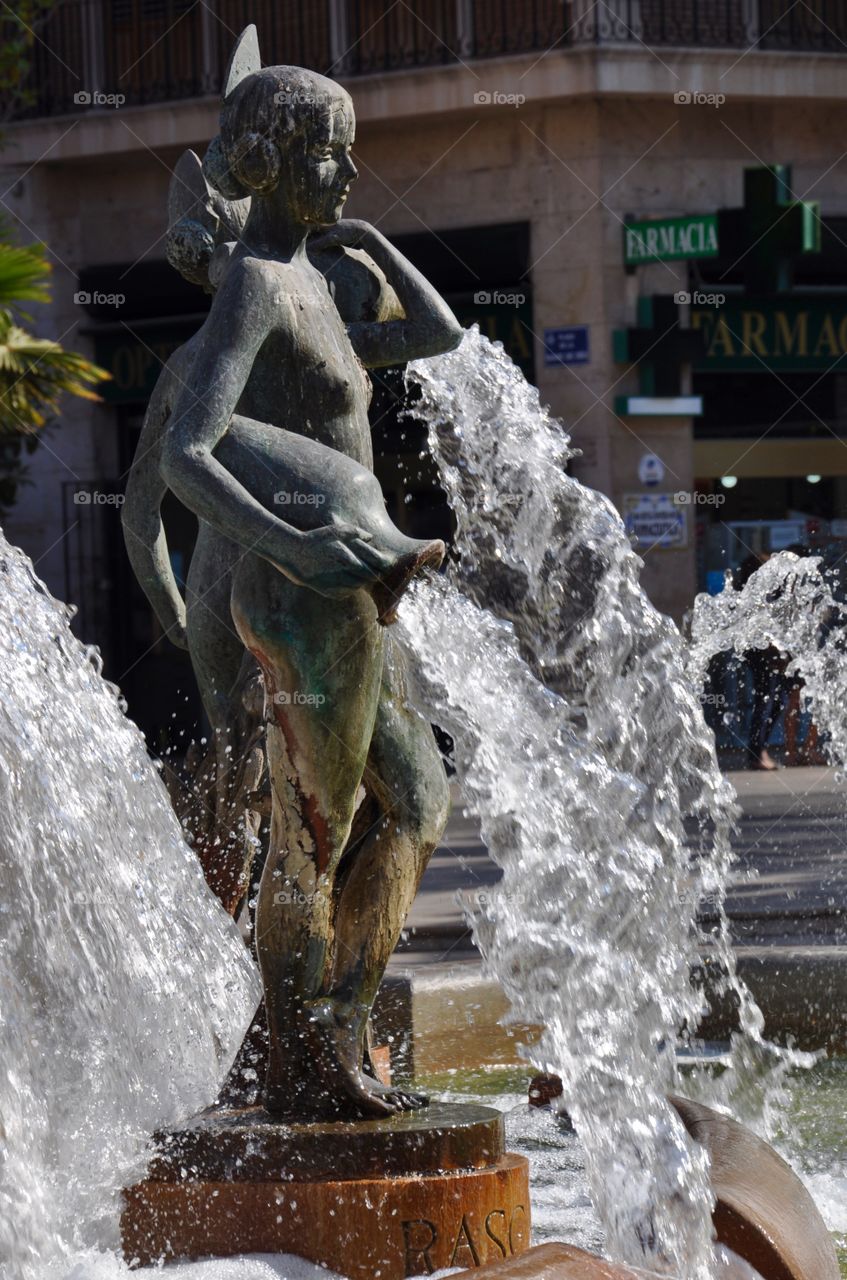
<box><xmin>305</xmin><ymin>997</ymin><xmax>427</xmax><ymax>1117</ymax></box>
<box><xmin>366</xmin><ymin>1077</ymin><xmax>429</xmax><ymax>1110</ymax></box>
<box><xmin>362</xmin><ymin>1027</ymin><xmax>429</xmax><ymax>1110</ymax></box>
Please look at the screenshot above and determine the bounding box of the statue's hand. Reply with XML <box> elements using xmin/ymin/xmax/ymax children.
<box><xmin>282</xmin><ymin>521</ymin><xmax>395</xmax><ymax>597</ymax></box>
<box><xmin>167</xmin><ymin>621</ymin><xmax>190</xmax><ymax>651</ymax></box>
<box><xmin>310</xmin><ymin>220</ymin><xmax>376</xmax><ymax>252</ymax></box>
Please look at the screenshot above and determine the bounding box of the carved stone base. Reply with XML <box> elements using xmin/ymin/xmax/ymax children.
<box><xmin>121</xmin><ymin>1102</ymin><xmax>530</xmax><ymax>1280</ymax></box>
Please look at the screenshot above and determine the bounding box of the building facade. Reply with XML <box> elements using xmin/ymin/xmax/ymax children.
<box><xmin>4</xmin><ymin>0</ymin><xmax>847</xmax><ymax>741</ymax></box>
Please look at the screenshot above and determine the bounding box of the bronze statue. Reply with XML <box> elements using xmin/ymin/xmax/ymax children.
<box><xmin>122</xmin><ymin>26</ymin><xmax>461</xmax><ymax>1120</ymax></box>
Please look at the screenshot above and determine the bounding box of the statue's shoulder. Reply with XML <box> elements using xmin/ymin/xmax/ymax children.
<box><xmin>212</xmin><ymin>243</ymin><xmax>301</xmax><ymax>298</ymax></box>
<box><xmin>211</xmin><ymin>246</ymin><xmax>274</xmax><ymax>290</ymax></box>
<box><xmin>209</xmin><ymin>247</ymin><xmax>298</xmax><ymax>332</ymax></box>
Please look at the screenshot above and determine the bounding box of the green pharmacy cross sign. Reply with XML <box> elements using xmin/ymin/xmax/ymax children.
<box><xmin>718</xmin><ymin>164</ymin><xmax>820</xmax><ymax>293</ymax></box>
<box><xmin>624</xmin><ymin>214</ymin><xmax>718</xmax><ymax>266</ymax></box>
<box><xmin>622</xmin><ymin>165</ymin><xmax>820</xmax><ymax>283</ymax></box>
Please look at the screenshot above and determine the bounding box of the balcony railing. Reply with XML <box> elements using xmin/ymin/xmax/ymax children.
<box><xmin>9</xmin><ymin>0</ymin><xmax>847</xmax><ymax>120</ymax></box>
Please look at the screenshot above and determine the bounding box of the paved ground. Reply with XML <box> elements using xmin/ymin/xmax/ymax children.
<box><xmin>722</xmin><ymin>767</ymin><xmax>847</xmax><ymax>940</ymax></box>
<box><xmin>379</xmin><ymin>767</ymin><xmax>846</xmax><ymax>1061</ymax></box>
<box><xmin>392</xmin><ymin>766</ymin><xmax>847</xmax><ymax>963</ymax></box>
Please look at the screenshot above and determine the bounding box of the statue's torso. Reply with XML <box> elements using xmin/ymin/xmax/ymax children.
<box><xmin>232</xmin><ymin>255</ymin><xmax>374</xmax><ymax>471</ymax></box>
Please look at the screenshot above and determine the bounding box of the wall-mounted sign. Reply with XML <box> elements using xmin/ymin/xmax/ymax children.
<box><xmin>624</xmin><ymin>214</ymin><xmax>719</xmax><ymax>266</ymax></box>
<box><xmin>692</xmin><ymin>296</ymin><xmax>847</xmax><ymax>371</ymax></box>
<box><xmin>622</xmin><ymin>493</ymin><xmax>687</xmax><ymax>549</ymax></box>
<box><xmin>638</xmin><ymin>453</ymin><xmax>665</xmax><ymax>486</ymax></box>
<box><xmin>615</xmin><ymin>395</ymin><xmax>703</xmax><ymax>417</ymax></box>
<box><xmin>544</xmin><ymin>326</ymin><xmax>589</xmax><ymax>366</ymax></box>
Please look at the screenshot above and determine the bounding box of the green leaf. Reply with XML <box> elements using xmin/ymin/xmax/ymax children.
<box><xmin>0</xmin><ymin>241</ymin><xmax>52</xmax><ymax>308</ymax></box>
<box><xmin>0</xmin><ymin>308</ymin><xmax>110</xmax><ymax>435</ymax></box>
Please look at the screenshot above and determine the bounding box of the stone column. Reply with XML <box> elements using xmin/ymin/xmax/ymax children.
<box><xmin>329</xmin><ymin>0</ymin><xmax>351</xmax><ymax>76</ymax></box>
<box><xmin>81</xmin><ymin>0</ymin><xmax>105</xmax><ymax>97</ymax></box>
<box><xmin>456</xmin><ymin>0</ymin><xmax>474</xmax><ymax>58</ymax></box>
<box><xmin>200</xmin><ymin>0</ymin><xmax>219</xmax><ymax>96</ymax></box>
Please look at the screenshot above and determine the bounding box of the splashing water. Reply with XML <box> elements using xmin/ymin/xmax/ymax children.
<box><xmin>398</xmin><ymin>328</ymin><xmax>781</xmax><ymax>1278</ymax></box>
<box><xmin>689</xmin><ymin>549</ymin><xmax>847</xmax><ymax>763</ymax></box>
<box><xmin>400</xmin><ymin>577</ymin><xmax>716</xmax><ymax>1275</ymax></box>
<box><xmin>0</xmin><ymin>534</ymin><xmax>261</xmax><ymax>1279</ymax></box>
<box><xmin>0</xmin><ymin>333</ymin><xmax>834</xmax><ymax>1280</ymax></box>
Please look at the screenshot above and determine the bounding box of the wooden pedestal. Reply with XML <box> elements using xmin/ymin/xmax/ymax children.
<box><xmin>122</xmin><ymin>1101</ymin><xmax>530</xmax><ymax>1280</ymax></box>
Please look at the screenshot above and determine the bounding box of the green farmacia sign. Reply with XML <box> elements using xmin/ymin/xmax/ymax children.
<box><xmin>624</xmin><ymin>214</ymin><xmax>719</xmax><ymax>265</ymax></box>
<box><xmin>692</xmin><ymin>297</ymin><xmax>847</xmax><ymax>371</ymax></box>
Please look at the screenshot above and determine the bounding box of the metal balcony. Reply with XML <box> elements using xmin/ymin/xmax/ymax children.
<box><xmin>8</xmin><ymin>1</ymin><xmax>847</xmax><ymax>120</ymax></box>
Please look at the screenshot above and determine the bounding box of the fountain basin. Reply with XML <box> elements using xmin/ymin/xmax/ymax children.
<box><xmin>452</xmin><ymin>1241</ymin><xmax>764</xmax><ymax>1277</ymax></box>
<box><xmin>525</xmin><ymin>1077</ymin><xmax>839</xmax><ymax>1280</ymax></box>
<box><xmin>670</xmin><ymin>1095</ymin><xmax>841</xmax><ymax>1280</ymax></box>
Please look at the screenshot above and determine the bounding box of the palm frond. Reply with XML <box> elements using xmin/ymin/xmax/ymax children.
<box><xmin>0</xmin><ymin>310</ymin><xmax>110</xmax><ymax>434</ymax></box>
<box><xmin>0</xmin><ymin>241</ymin><xmax>51</xmax><ymax>308</ymax></box>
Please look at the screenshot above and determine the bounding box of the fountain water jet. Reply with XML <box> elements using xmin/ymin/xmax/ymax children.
<box><xmin>0</xmin><ymin>535</ymin><xmax>259</xmax><ymax>1279</ymax></box>
<box><xmin>2</xmin><ymin>327</ymin><xmax>840</xmax><ymax>1280</ymax></box>
<box><xmin>395</xmin><ymin>329</ymin><xmax>827</xmax><ymax>1278</ymax></box>
<box><xmin>1</xmin><ymin>41</ymin><xmax>840</xmax><ymax>1268</ymax></box>
<box><xmin>689</xmin><ymin>549</ymin><xmax>847</xmax><ymax>763</ymax></box>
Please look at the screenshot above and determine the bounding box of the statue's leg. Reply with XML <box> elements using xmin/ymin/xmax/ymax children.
<box><xmin>185</xmin><ymin>523</ymin><xmax>243</xmax><ymax>733</ymax></box>
<box><xmin>184</xmin><ymin>525</ymin><xmax>264</xmax><ymax>912</ymax></box>
<box><xmin>230</xmin><ymin>553</ymin><xmax>390</xmax><ymax>1118</ymax></box>
<box><xmin>328</xmin><ymin>631</ymin><xmax>451</xmax><ymax>1107</ymax></box>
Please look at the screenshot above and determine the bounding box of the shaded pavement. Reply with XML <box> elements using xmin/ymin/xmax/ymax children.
<box><xmin>393</xmin><ymin>766</ymin><xmax>847</xmax><ymax>966</ymax></box>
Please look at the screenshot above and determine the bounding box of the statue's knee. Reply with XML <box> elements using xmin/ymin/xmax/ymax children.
<box><xmin>431</xmin><ymin>766</ymin><xmax>451</xmax><ymax>846</ymax></box>
<box><xmin>405</xmin><ymin>764</ymin><xmax>450</xmax><ymax>853</ymax></box>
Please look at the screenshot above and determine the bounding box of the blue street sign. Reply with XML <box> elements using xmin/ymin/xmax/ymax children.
<box><xmin>544</xmin><ymin>325</ymin><xmax>590</xmax><ymax>366</ymax></box>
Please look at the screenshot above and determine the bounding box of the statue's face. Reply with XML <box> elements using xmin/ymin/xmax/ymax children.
<box><xmin>288</xmin><ymin>94</ymin><xmax>357</xmax><ymax>227</ymax></box>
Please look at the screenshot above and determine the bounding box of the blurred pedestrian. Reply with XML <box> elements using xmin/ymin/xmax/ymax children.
<box><xmin>734</xmin><ymin>552</ymin><xmax>786</xmax><ymax>771</ymax></box>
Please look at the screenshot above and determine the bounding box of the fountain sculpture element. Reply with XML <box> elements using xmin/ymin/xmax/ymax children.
<box><xmin>125</xmin><ymin>23</ymin><xmax>456</xmax><ymax>1123</ymax></box>
<box><xmin>116</xmin><ymin>27</ymin><xmax>842</xmax><ymax>1280</ymax></box>
<box><xmin>120</xmin><ymin>26</ymin><xmax>530</xmax><ymax>1276</ymax></box>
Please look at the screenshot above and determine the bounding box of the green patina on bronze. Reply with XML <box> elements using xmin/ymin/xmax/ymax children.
<box><xmin>122</xmin><ymin>25</ymin><xmax>462</xmax><ymax>1120</ymax></box>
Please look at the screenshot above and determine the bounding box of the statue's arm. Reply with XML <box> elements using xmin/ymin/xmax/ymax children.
<box><xmin>122</xmin><ymin>355</ymin><xmax>190</xmax><ymax>648</ymax></box>
<box><xmin>312</xmin><ymin>222</ymin><xmax>463</xmax><ymax>368</ymax></box>
<box><xmin>160</xmin><ymin>257</ymin><xmax>391</xmax><ymax>594</ymax></box>
<box><xmin>161</xmin><ymin>259</ymin><xmax>309</xmax><ymax>576</ymax></box>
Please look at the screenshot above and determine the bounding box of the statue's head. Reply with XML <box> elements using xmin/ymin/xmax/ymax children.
<box><xmin>208</xmin><ymin>64</ymin><xmax>357</xmax><ymax>228</ymax></box>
